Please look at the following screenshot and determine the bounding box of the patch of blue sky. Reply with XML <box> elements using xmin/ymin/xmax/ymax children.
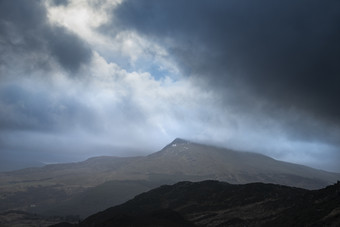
<box><xmin>97</xmin><ymin>48</ymin><xmax>181</xmax><ymax>81</ymax></box>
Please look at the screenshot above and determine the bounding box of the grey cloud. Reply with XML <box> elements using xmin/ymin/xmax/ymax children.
<box><xmin>51</xmin><ymin>0</ymin><xmax>69</xmax><ymax>7</ymax></box>
<box><xmin>0</xmin><ymin>0</ymin><xmax>92</xmax><ymax>74</ymax></box>
<box><xmin>0</xmin><ymin>83</ymin><xmax>96</xmax><ymax>132</ymax></box>
<box><xmin>46</xmin><ymin>26</ymin><xmax>92</xmax><ymax>72</ymax></box>
<box><xmin>111</xmin><ymin>0</ymin><xmax>340</xmax><ymax>144</ymax></box>
<box><xmin>0</xmin><ymin>78</ymin><xmax>163</xmax><ymax>158</ymax></box>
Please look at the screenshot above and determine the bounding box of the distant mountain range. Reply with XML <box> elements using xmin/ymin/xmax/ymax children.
<box><xmin>0</xmin><ymin>138</ymin><xmax>339</xmax><ymax>220</ymax></box>
<box><xmin>0</xmin><ymin>157</ymin><xmax>45</xmax><ymax>172</ymax></box>
<box><xmin>77</xmin><ymin>180</ymin><xmax>340</xmax><ymax>227</ymax></box>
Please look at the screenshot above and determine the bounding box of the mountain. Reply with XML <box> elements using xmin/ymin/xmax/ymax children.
<box><xmin>0</xmin><ymin>158</ymin><xmax>45</xmax><ymax>172</ymax></box>
<box><xmin>131</xmin><ymin>138</ymin><xmax>339</xmax><ymax>189</ymax></box>
<box><xmin>0</xmin><ymin>138</ymin><xmax>339</xmax><ymax>219</ymax></box>
<box><xmin>79</xmin><ymin>180</ymin><xmax>340</xmax><ymax>227</ymax></box>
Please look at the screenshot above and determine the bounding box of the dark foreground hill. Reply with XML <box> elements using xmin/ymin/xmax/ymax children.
<box><xmin>0</xmin><ymin>138</ymin><xmax>339</xmax><ymax>219</ymax></box>
<box><xmin>78</xmin><ymin>180</ymin><xmax>340</xmax><ymax>227</ymax></box>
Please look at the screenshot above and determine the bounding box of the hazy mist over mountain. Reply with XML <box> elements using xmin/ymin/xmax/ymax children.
<box><xmin>1</xmin><ymin>0</ymin><xmax>340</xmax><ymax>173</ymax></box>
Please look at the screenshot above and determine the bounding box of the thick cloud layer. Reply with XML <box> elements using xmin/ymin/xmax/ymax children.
<box><xmin>0</xmin><ymin>0</ymin><xmax>92</xmax><ymax>74</ymax></box>
<box><xmin>112</xmin><ymin>0</ymin><xmax>340</xmax><ymax>141</ymax></box>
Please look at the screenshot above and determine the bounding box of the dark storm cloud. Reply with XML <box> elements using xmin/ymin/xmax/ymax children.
<box><xmin>0</xmin><ymin>0</ymin><xmax>92</xmax><ymax>73</ymax></box>
<box><xmin>46</xmin><ymin>26</ymin><xmax>93</xmax><ymax>72</ymax></box>
<box><xmin>111</xmin><ymin>0</ymin><xmax>340</xmax><ymax>140</ymax></box>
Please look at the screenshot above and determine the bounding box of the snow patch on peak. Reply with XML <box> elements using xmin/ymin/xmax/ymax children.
<box><xmin>171</xmin><ymin>138</ymin><xmax>189</xmax><ymax>145</ymax></box>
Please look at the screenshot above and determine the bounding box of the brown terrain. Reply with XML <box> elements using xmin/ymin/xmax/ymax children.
<box><xmin>0</xmin><ymin>139</ymin><xmax>339</xmax><ymax>225</ymax></box>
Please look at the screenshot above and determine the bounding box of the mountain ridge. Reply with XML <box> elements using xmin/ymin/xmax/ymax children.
<box><xmin>0</xmin><ymin>138</ymin><xmax>339</xmax><ymax>219</ymax></box>
<box><xmin>78</xmin><ymin>180</ymin><xmax>340</xmax><ymax>227</ymax></box>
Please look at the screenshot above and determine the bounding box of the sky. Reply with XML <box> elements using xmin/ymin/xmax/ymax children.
<box><xmin>0</xmin><ymin>0</ymin><xmax>339</xmax><ymax>172</ymax></box>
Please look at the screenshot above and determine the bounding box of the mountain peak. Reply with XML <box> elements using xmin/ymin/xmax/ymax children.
<box><xmin>151</xmin><ymin>138</ymin><xmax>192</xmax><ymax>156</ymax></box>
<box><xmin>170</xmin><ymin>138</ymin><xmax>189</xmax><ymax>146</ymax></box>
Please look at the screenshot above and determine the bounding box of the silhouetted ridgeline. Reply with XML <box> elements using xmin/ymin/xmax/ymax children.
<box><xmin>55</xmin><ymin>180</ymin><xmax>340</xmax><ymax>227</ymax></box>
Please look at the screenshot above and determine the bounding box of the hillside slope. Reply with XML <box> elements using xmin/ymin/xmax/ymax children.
<box><xmin>80</xmin><ymin>180</ymin><xmax>340</xmax><ymax>227</ymax></box>
<box><xmin>132</xmin><ymin>138</ymin><xmax>339</xmax><ymax>189</ymax></box>
<box><xmin>1</xmin><ymin>138</ymin><xmax>338</xmax><ymax>189</ymax></box>
<box><xmin>0</xmin><ymin>138</ymin><xmax>339</xmax><ymax>219</ymax></box>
